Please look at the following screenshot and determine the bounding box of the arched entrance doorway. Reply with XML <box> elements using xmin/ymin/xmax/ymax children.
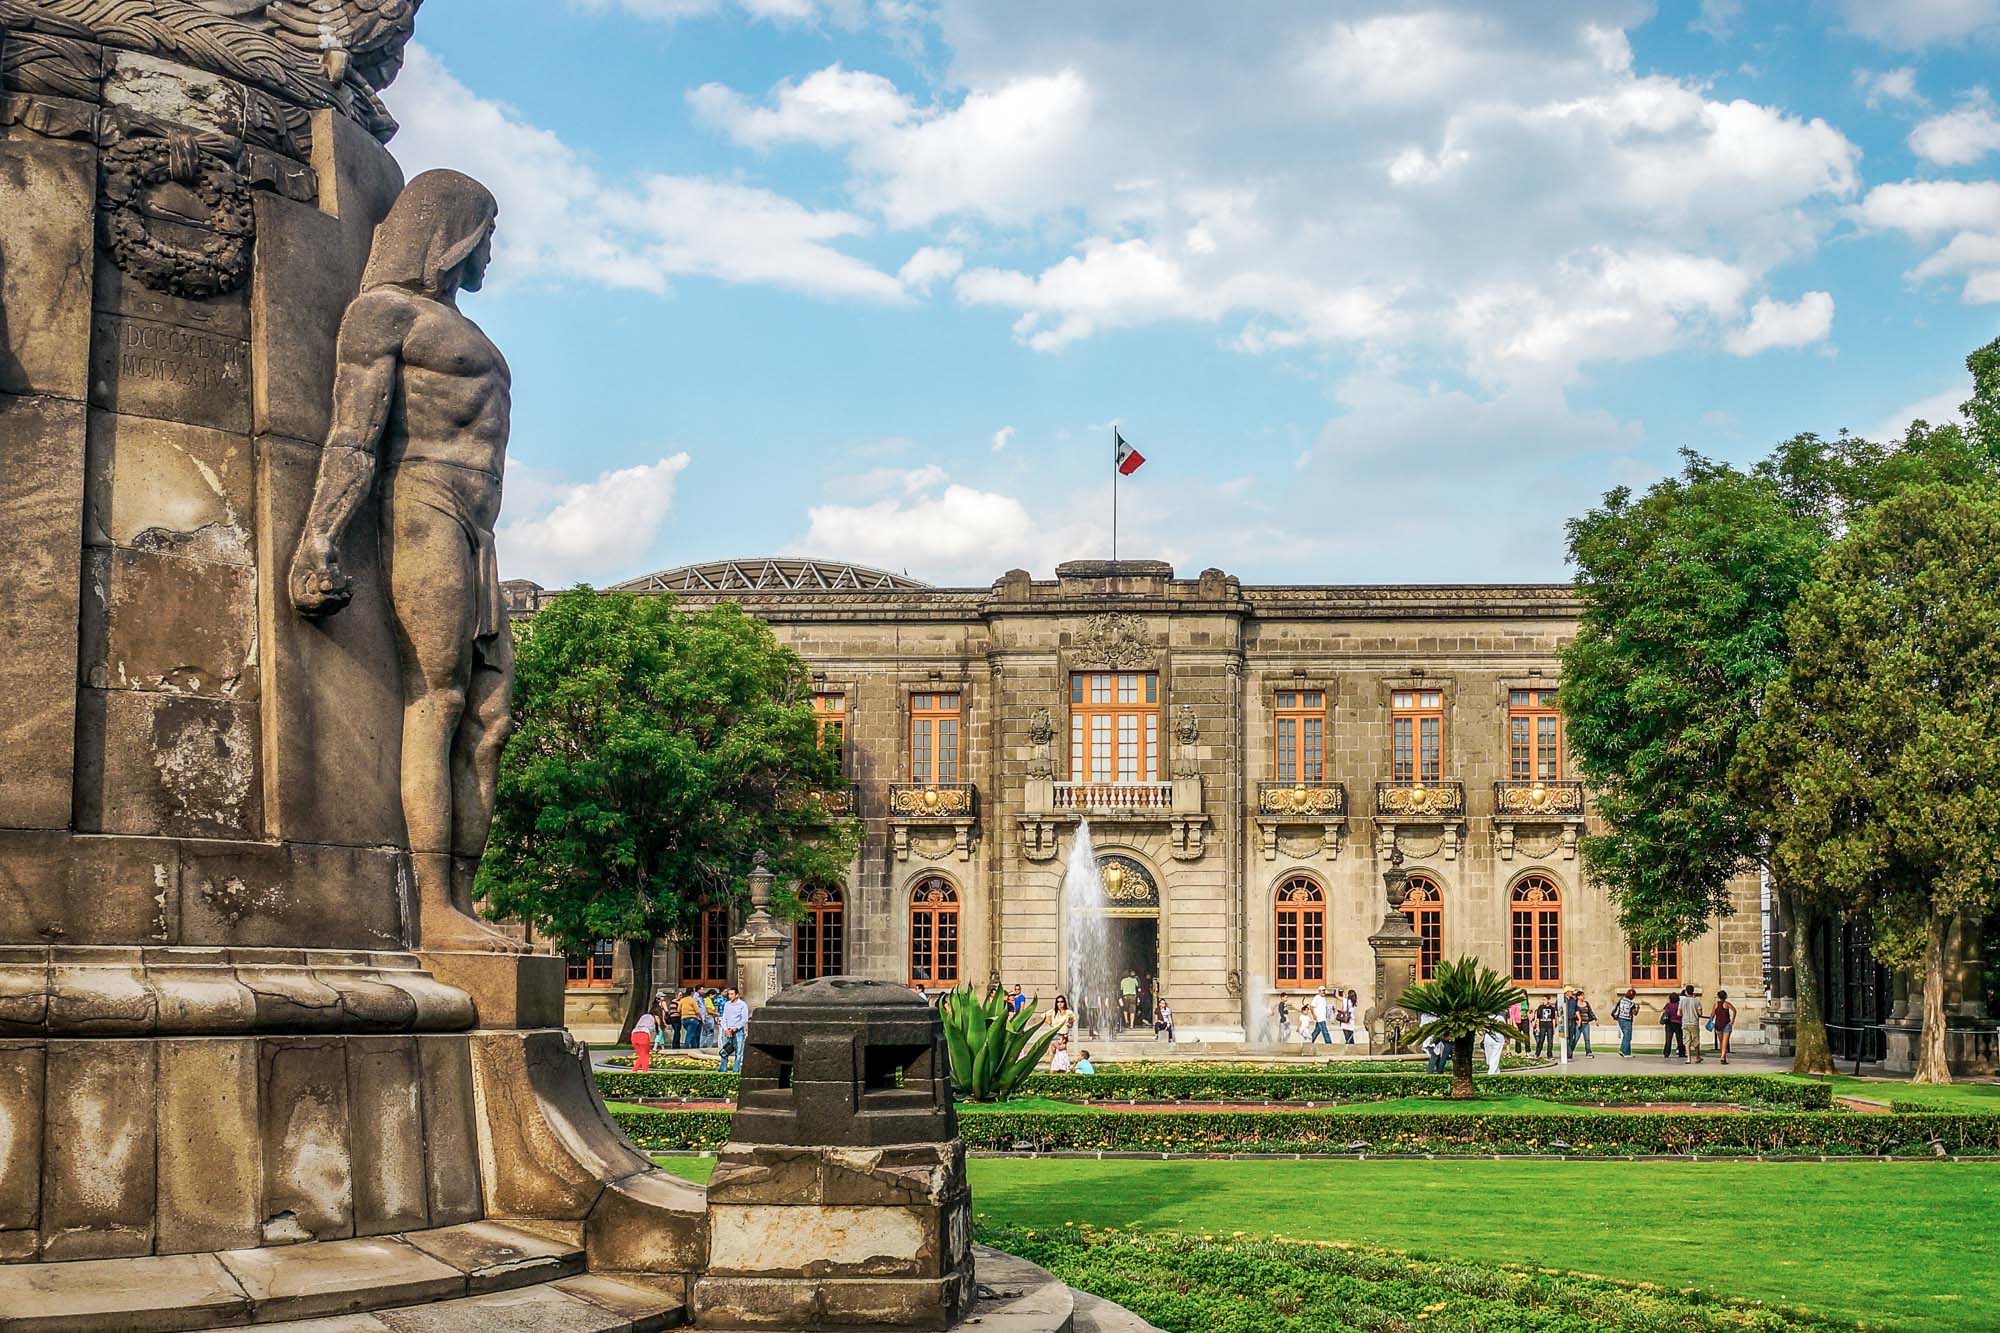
<box><xmin>1097</xmin><ymin>854</ymin><xmax>1159</xmax><ymax>1033</ymax></box>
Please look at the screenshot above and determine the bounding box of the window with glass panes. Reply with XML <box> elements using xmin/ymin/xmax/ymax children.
<box><xmin>794</xmin><ymin>886</ymin><xmax>844</xmax><ymax>982</ymax></box>
<box><xmin>909</xmin><ymin>692</ymin><xmax>961</xmax><ymax>785</ymax></box>
<box><xmin>909</xmin><ymin>878</ymin><xmax>959</xmax><ymax>986</ymax></box>
<box><xmin>1630</xmin><ymin>938</ymin><xmax>1681</xmax><ymax>986</ymax></box>
<box><xmin>1274</xmin><ymin>690</ymin><xmax>1326</xmax><ymax>783</ymax></box>
<box><xmin>1391</xmin><ymin>690</ymin><xmax>1444</xmax><ymax>783</ymax></box>
<box><xmin>812</xmin><ymin>692</ymin><xmax>847</xmax><ymax>772</ymax></box>
<box><xmin>1069</xmin><ymin>673</ymin><xmax>1160</xmax><ymax>782</ymax></box>
<box><xmin>678</xmin><ymin>908</ymin><xmax>730</xmax><ymax>987</ymax></box>
<box><xmin>566</xmin><ymin>939</ymin><xmax>615</xmax><ymax>986</ymax></box>
<box><xmin>1273</xmin><ymin>876</ymin><xmax>1325</xmax><ymax>985</ymax></box>
<box><xmin>1510</xmin><ymin>876</ymin><xmax>1562</xmax><ymax>985</ymax></box>
<box><xmin>1401</xmin><ymin>875</ymin><xmax>1444</xmax><ymax>980</ymax></box>
<box><xmin>1508</xmin><ymin>688</ymin><xmax>1562</xmax><ymax>782</ymax></box>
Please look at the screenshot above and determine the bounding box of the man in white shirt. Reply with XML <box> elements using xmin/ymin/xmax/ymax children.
<box><xmin>718</xmin><ymin>988</ymin><xmax>750</xmax><ymax>1073</ymax></box>
<box><xmin>1308</xmin><ymin>987</ymin><xmax>1333</xmax><ymax>1045</ymax></box>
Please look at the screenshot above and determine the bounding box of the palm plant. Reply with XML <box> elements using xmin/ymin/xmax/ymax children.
<box><xmin>939</xmin><ymin>984</ymin><xmax>1058</xmax><ymax>1102</ymax></box>
<box><xmin>1399</xmin><ymin>957</ymin><xmax>1526</xmax><ymax>1099</ymax></box>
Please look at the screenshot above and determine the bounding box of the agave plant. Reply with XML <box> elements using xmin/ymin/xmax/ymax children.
<box><xmin>939</xmin><ymin>984</ymin><xmax>1058</xmax><ymax>1103</ymax></box>
<box><xmin>1399</xmin><ymin>956</ymin><xmax>1526</xmax><ymax>1100</ymax></box>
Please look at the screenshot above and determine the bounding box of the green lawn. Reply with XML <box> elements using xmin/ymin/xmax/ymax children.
<box><xmin>1782</xmin><ymin>1074</ymin><xmax>2000</xmax><ymax>1112</ymax></box>
<box><xmin>652</xmin><ymin>1155</ymin><xmax>1998</xmax><ymax>1330</ymax></box>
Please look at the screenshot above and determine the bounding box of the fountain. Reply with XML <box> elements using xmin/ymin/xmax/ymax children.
<box><xmin>1062</xmin><ymin>819</ymin><xmax>1116</xmax><ymax>1036</ymax></box>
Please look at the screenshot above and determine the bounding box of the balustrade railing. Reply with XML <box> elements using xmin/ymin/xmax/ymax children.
<box><xmin>886</xmin><ymin>782</ymin><xmax>977</xmax><ymax>819</ymax></box>
<box><xmin>1052</xmin><ymin>780</ymin><xmax>1175</xmax><ymax>812</ymax></box>
<box><xmin>1492</xmin><ymin>779</ymin><xmax>1585</xmax><ymax>818</ymax></box>
<box><xmin>1256</xmin><ymin>780</ymin><xmax>1347</xmax><ymax>817</ymax></box>
<box><xmin>1373</xmin><ymin>779</ymin><xmax>1466</xmax><ymax>817</ymax></box>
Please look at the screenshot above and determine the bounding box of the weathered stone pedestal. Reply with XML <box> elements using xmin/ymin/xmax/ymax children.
<box><xmin>1365</xmin><ymin>859</ymin><xmax>1422</xmax><ymax>1053</ymax></box>
<box><xmin>695</xmin><ymin>978</ymin><xmax>974</xmax><ymax>1330</ymax></box>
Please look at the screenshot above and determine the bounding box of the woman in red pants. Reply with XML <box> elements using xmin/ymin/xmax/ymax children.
<box><xmin>632</xmin><ymin>1009</ymin><xmax>658</xmax><ymax>1071</ymax></box>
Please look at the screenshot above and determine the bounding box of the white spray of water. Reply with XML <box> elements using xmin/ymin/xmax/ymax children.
<box><xmin>1244</xmin><ymin>972</ymin><xmax>1276</xmax><ymax>1043</ymax></box>
<box><xmin>1062</xmin><ymin>820</ymin><xmax>1115</xmax><ymax>1037</ymax></box>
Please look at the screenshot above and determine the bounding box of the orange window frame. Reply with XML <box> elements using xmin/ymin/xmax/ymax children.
<box><xmin>1069</xmin><ymin>673</ymin><xmax>1161</xmax><ymax>783</ymax></box>
<box><xmin>1630</xmin><ymin>939</ymin><xmax>1681</xmax><ymax>987</ymax></box>
<box><xmin>1391</xmin><ymin>690</ymin><xmax>1444</xmax><ymax>783</ymax></box>
<box><xmin>794</xmin><ymin>886</ymin><xmax>844</xmax><ymax>982</ymax></box>
<box><xmin>910</xmin><ymin>879</ymin><xmax>960</xmax><ymax>986</ymax></box>
<box><xmin>678</xmin><ymin>908</ymin><xmax>730</xmax><ymax>988</ymax></box>
<box><xmin>1401</xmin><ymin>875</ymin><xmax>1444</xmax><ymax>981</ymax></box>
<box><xmin>813</xmin><ymin>692</ymin><xmax>847</xmax><ymax>773</ymax></box>
<box><xmin>1508</xmin><ymin>688</ymin><xmax>1562</xmax><ymax>782</ymax></box>
<box><xmin>566</xmin><ymin>939</ymin><xmax>615</xmax><ymax>987</ymax></box>
<box><xmin>1509</xmin><ymin>876</ymin><xmax>1562</xmax><ymax>985</ymax></box>
<box><xmin>909</xmin><ymin>692</ymin><xmax>962</xmax><ymax>786</ymax></box>
<box><xmin>1273</xmin><ymin>875</ymin><xmax>1326</xmax><ymax>985</ymax></box>
<box><xmin>1274</xmin><ymin>690</ymin><xmax>1326</xmax><ymax>783</ymax></box>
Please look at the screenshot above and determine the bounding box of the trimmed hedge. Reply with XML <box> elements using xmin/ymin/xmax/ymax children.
<box><xmin>609</xmin><ymin>1104</ymin><xmax>1999</xmax><ymax>1157</ymax></box>
<box><xmin>980</xmin><ymin>1224</ymin><xmax>1853</xmax><ymax>1332</ymax></box>
<box><xmin>594</xmin><ymin>1068</ymin><xmax>1832</xmax><ymax>1110</ymax></box>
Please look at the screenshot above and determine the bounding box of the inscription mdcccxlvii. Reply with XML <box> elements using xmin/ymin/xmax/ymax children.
<box><xmin>110</xmin><ymin>317</ymin><xmax>244</xmax><ymax>389</ymax></box>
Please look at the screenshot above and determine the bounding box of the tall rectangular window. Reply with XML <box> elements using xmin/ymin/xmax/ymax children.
<box><xmin>1274</xmin><ymin>690</ymin><xmax>1326</xmax><ymax>783</ymax></box>
<box><xmin>909</xmin><ymin>692</ymin><xmax>962</xmax><ymax>785</ymax></box>
<box><xmin>1069</xmin><ymin>673</ymin><xmax>1160</xmax><ymax>782</ymax></box>
<box><xmin>1630</xmin><ymin>939</ymin><xmax>1681</xmax><ymax>986</ymax></box>
<box><xmin>679</xmin><ymin>909</ymin><xmax>730</xmax><ymax>988</ymax></box>
<box><xmin>1391</xmin><ymin>690</ymin><xmax>1444</xmax><ymax>783</ymax></box>
<box><xmin>566</xmin><ymin>940</ymin><xmax>615</xmax><ymax>987</ymax></box>
<box><xmin>1508</xmin><ymin>688</ymin><xmax>1562</xmax><ymax>782</ymax></box>
<box><xmin>813</xmin><ymin>692</ymin><xmax>847</xmax><ymax>773</ymax></box>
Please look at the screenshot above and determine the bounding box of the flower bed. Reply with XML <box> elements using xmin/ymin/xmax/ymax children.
<box><xmin>609</xmin><ymin>1104</ymin><xmax>1998</xmax><ymax>1157</ymax></box>
<box><xmin>976</xmin><ymin>1224</ymin><xmax>1852</xmax><ymax>1333</ymax></box>
<box><xmin>594</xmin><ymin>1068</ymin><xmax>1832</xmax><ymax>1110</ymax></box>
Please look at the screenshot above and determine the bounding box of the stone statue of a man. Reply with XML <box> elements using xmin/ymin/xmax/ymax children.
<box><xmin>290</xmin><ymin>168</ymin><xmax>523</xmax><ymax>953</ymax></box>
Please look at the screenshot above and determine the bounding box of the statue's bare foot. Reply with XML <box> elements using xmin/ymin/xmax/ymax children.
<box><xmin>420</xmin><ymin>901</ymin><xmax>529</xmax><ymax>954</ymax></box>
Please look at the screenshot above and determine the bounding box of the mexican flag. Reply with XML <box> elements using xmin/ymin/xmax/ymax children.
<box><xmin>1115</xmin><ymin>428</ymin><xmax>1146</xmax><ymax>476</ymax></box>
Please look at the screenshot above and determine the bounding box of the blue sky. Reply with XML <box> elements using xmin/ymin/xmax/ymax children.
<box><xmin>384</xmin><ymin>0</ymin><xmax>2000</xmax><ymax>587</ymax></box>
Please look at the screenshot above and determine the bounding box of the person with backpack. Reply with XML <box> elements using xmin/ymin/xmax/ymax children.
<box><xmin>1611</xmin><ymin>988</ymin><xmax>1639</xmax><ymax>1057</ymax></box>
<box><xmin>1568</xmin><ymin>990</ymin><xmax>1597</xmax><ymax>1057</ymax></box>
<box><xmin>1712</xmin><ymin>989</ymin><xmax>1737</xmax><ymax>1063</ymax></box>
<box><xmin>1661</xmin><ymin>991</ymin><xmax>1683</xmax><ymax>1059</ymax></box>
<box><xmin>1342</xmin><ymin>989</ymin><xmax>1362</xmax><ymax>1045</ymax></box>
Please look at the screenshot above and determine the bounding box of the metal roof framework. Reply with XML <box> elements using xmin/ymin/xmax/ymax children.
<box><xmin>612</xmin><ymin>558</ymin><xmax>930</xmax><ymax>594</ymax></box>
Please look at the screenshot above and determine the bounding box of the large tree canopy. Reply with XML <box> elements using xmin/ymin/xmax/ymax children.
<box><xmin>1741</xmin><ymin>482</ymin><xmax>2000</xmax><ymax>1084</ymax></box>
<box><xmin>479</xmin><ymin>589</ymin><xmax>858</xmax><ymax>1036</ymax></box>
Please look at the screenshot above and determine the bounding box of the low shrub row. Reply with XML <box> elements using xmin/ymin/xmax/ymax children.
<box><xmin>594</xmin><ymin>1068</ymin><xmax>1832</xmax><ymax>1110</ymax></box>
<box><xmin>978</xmin><ymin>1224</ymin><xmax>1852</xmax><ymax>1333</ymax></box>
<box><xmin>609</xmin><ymin>1104</ymin><xmax>1997</xmax><ymax>1157</ymax></box>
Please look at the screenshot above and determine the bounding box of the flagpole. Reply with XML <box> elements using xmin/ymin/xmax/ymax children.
<box><xmin>1113</xmin><ymin>440</ymin><xmax>1119</xmax><ymax>562</ymax></box>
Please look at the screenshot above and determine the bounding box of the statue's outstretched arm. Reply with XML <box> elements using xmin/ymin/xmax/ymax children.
<box><xmin>290</xmin><ymin>294</ymin><xmax>412</xmax><ymax>618</ymax></box>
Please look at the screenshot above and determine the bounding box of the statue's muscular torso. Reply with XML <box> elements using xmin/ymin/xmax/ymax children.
<box><xmin>368</xmin><ymin>287</ymin><xmax>512</xmax><ymax>483</ymax></box>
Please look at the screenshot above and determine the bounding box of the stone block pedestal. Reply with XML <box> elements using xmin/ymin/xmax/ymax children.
<box><xmin>697</xmin><ymin>1141</ymin><xmax>974</xmax><ymax>1330</ymax></box>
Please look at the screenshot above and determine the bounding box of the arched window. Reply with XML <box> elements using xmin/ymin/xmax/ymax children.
<box><xmin>1510</xmin><ymin>876</ymin><xmax>1562</xmax><ymax>985</ymax></box>
<box><xmin>1273</xmin><ymin>875</ymin><xmax>1325</xmax><ymax>986</ymax></box>
<box><xmin>679</xmin><ymin>907</ymin><xmax>730</xmax><ymax>988</ymax></box>
<box><xmin>910</xmin><ymin>878</ymin><xmax>960</xmax><ymax>987</ymax></box>
<box><xmin>795</xmin><ymin>886</ymin><xmax>845</xmax><ymax>982</ymax></box>
<box><xmin>1401</xmin><ymin>875</ymin><xmax>1443</xmax><ymax>980</ymax></box>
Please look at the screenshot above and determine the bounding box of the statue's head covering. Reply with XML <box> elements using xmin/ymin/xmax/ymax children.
<box><xmin>361</xmin><ymin>169</ymin><xmax>498</xmax><ymax>296</ymax></box>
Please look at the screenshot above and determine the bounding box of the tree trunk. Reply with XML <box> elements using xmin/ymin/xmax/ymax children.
<box><xmin>1785</xmin><ymin>888</ymin><xmax>1835</xmax><ymax>1076</ymax></box>
<box><xmin>1451</xmin><ymin>1036</ymin><xmax>1477</xmax><ymax>1100</ymax></box>
<box><xmin>620</xmin><ymin>939</ymin><xmax>655</xmax><ymax>1046</ymax></box>
<box><xmin>1913</xmin><ymin>913</ymin><xmax>1954</xmax><ymax>1086</ymax></box>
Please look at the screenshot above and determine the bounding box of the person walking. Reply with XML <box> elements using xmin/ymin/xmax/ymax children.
<box><xmin>700</xmin><ymin>988</ymin><xmax>719</xmax><ymax>1049</ymax></box>
<box><xmin>1533</xmin><ymin>996</ymin><xmax>1558</xmax><ymax>1059</ymax></box>
<box><xmin>717</xmin><ymin>987</ymin><xmax>750</xmax><ymax>1073</ymax></box>
<box><xmin>1295</xmin><ymin>1002</ymin><xmax>1315</xmax><ymax>1044</ymax></box>
<box><xmin>631</xmin><ymin>1007</ymin><xmax>658</xmax><ymax>1072</ymax></box>
<box><xmin>1612</xmin><ymin>988</ymin><xmax>1638</xmax><ymax>1058</ymax></box>
<box><xmin>1482</xmin><ymin>1010</ymin><xmax>1508</xmax><ymax>1075</ymax></box>
<box><xmin>1119</xmin><ymin>971</ymin><xmax>1140</xmax><ymax>1028</ymax></box>
<box><xmin>1153</xmin><ymin>998</ymin><xmax>1175</xmax><ymax>1042</ymax></box>
<box><xmin>1341</xmin><ymin>989</ymin><xmax>1362</xmax><ymax>1045</ymax></box>
<box><xmin>1661</xmin><ymin>990</ymin><xmax>1683</xmax><ymax>1059</ymax></box>
<box><xmin>1509</xmin><ymin>1000</ymin><xmax>1529</xmax><ymax>1053</ymax></box>
<box><xmin>1046</xmin><ymin>994</ymin><xmax>1076</xmax><ymax>1044</ymax></box>
<box><xmin>1680</xmin><ymin>984</ymin><xmax>1705</xmax><ymax>1064</ymax></box>
<box><xmin>1308</xmin><ymin>987</ymin><xmax>1334</xmax><ymax>1045</ymax></box>
<box><xmin>1713</xmin><ymin>989</ymin><xmax>1736</xmax><ymax>1063</ymax></box>
<box><xmin>1569</xmin><ymin>990</ymin><xmax>1596</xmax><ymax>1057</ymax></box>
<box><xmin>1275</xmin><ymin>996</ymin><xmax>1292</xmax><ymax>1043</ymax></box>
<box><xmin>1422</xmin><ymin>1012</ymin><xmax>1448</xmax><ymax>1074</ymax></box>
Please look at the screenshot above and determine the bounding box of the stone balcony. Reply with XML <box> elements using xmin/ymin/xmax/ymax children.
<box><xmin>1018</xmin><ymin>773</ymin><xmax>1208</xmax><ymax>861</ymax></box>
<box><xmin>1253</xmin><ymin>780</ymin><xmax>1348</xmax><ymax>861</ymax></box>
<box><xmin>886</xmin><ymin>782</ymin><xmax>977</xmax><ymax>862</ymax></box>
<box><xmin>1372</xmin><ymin>779</ymin><xmax>1467</xmax><ymax>861</ymax></box>
<box><xmin>801</xmin><ymin>783</ymin><xmax>856</xmax><ymax>817</ymax></box>
<box><xmin>1491</xmin><ymin>779</ymin><xmax>1586</xmax><ymax>860</ymax></box>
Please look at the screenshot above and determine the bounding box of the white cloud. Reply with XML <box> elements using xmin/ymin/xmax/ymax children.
<box><xmin>386</xmin><ymin>46</ymin><xmax>901</xmax><ymax>303</ymax></box>
<box><xmin>1855</xmin><ymin>66</ymin><xmax>1924</xmax><ymax>108</ymax></box>
<box><xmin>799</xmin><ymin>467</ymin><xmax>1096</xmax><ymax>580</ymax></box>
<box><xmin>1854</xmin><ymin>180</ymin><xmax>2000</xmax><ymax>302</ymax></box>
<box><xmin>1910</xmin><ymin>95</ymin><xmax>2000</xmax><ymax>165</ymax></box>
<box><xmin>898</xmin><ymin>245</ymin><xmax>964</xmax><ymax>293</ymax></box>
<box><xmin>1870</xmin><ymin>377</ymin><xmax>1971</xmax><ymax>439</ymax></box>
<box><xmin>572</xmin><ymin>0</ymin><xmax>858</xmax><ymax>25</ymax></box>
<box><xmin>991</xmin><ymin>426</ymin><xmax>1015</xmax><ymax>452</ymax></box>
<box><xmin>1724</xmin><ymin>291</ymin><xmax>1835</xmax><ymax>355</ymax></box>
<box><xmin>499</xmin><ymin>454</ymin><xmax>690</xmax><ymax>583</ymax></box>
<box><xmin>1835</xmin><ymin>0</ymin><xmax>2000</xmax><ymax>48</ymax></box>
<box><xmin>1691</xmin><ymin>0</ymin><xmax>1742</xmax><ymax>41</ymax></box>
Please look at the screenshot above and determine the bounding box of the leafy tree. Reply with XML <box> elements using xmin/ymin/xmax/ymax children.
<box><xmin>1400</xmin><ymin>958</ymin><xmax>1525</xmax><ymax>1099</ymax></box>
<box><xmin>1740</xmin><ymin>482</ymin><xmax>2000</xmax><ymax>1084</ymax></box>
<box><xmin>1560</xmin><ymin>455</ymin><xmax>1834</xmax><ymax>1071</ymax></box>
<box><xmin>480</xmin><ymin>589</ymin><xmax>859</xmax><ymax>1039</ymax></box>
